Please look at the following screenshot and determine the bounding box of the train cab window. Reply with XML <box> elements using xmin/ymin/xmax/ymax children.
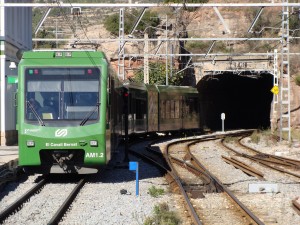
<box><xmin>25</xmin><ymin>67</ymin><xmax>100</xmax><ymax>124</ymax></box>
<box><xmin>64</xmin><ymin>81</ymin><xmax>99</xmax><ymax>120</ymax></box>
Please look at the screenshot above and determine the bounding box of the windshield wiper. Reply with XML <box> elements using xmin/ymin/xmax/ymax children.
<box><xmin>26</xmin><ymin>101</ymin><xmax>45</xmax><ymax>126</ymax></box>
<box><xmin>80</xmin><ymin>103</ymin><xmax>100</xmax><ymax>126</ymax></box>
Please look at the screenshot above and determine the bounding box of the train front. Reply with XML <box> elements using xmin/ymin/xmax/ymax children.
<box><xmin>18</xmin><ymin>51</ymin><xmax>109</xmax><ymax>174</ymax></box>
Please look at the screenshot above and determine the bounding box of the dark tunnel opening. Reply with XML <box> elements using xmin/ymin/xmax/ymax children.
<box><xmin>197</xmin><ymin>72</ymin><xmax>274</xmax><ymax>131</ymax></box>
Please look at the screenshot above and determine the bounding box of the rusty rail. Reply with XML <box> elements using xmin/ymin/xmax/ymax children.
<box><xmin>221</xmin><ymin>155</ymin><xmax>265</xmax><ymax>180</ymax></box>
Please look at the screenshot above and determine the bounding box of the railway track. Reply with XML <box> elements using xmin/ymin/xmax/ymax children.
<box><xmin>0</xmin><ymin>159</ymin><xmax>20</xmax><ymax>190</ymax></box>
<box><xmin>0</xmin><ymin>176</ymin><xmax>87</xmax><ymax>225</ymax></box>
<box><xmin>221</xmin><ymin>135</ymin><xmax>300</xmax><ymax>179</ymax></box>
<box><xmin>130</xmin><ymin>130</ymin><xmax>263</xmax><ymax>225</ymax></box>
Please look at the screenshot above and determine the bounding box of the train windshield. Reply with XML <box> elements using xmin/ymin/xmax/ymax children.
<box><xmin>25</xmin><ymin>68</ymin><xmax>100</xmax><ymax>125</ymax></box>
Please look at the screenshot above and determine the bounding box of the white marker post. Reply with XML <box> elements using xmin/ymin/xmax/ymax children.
<box><xmin>221</xmin><ymin>113</ymin><xmax>225</xmax><ymax>132</ymax></box>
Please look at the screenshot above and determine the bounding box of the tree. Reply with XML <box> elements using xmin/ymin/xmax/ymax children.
<box><xmin>35</xmin><ymin>29</ymin><xmax>56</xmax><ymax>49</ymax></box>
<box><xmin>290</xmin><ymin>14</ymin><xmax>300</xmax><ymax>44</ymax></box>
<box><xmin>104</xmin><ymin>9</ymin><xmax>160</xmax><ymax>37</ymax></box>
<box><xmin>133</xmin><ymin>61</ymin><xmax>184</xmax><ymax>86</ymax></box>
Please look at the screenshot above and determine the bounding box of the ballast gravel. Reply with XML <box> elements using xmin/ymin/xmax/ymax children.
<box><xmin>60</xmin><ymin>144</ymin><xmax>176</xmax><ymax>225</ymax></box>
<box><xmin>0</xmin><ymin>142</ymin><xmax>177</xmax><ymax>225</ymax></box>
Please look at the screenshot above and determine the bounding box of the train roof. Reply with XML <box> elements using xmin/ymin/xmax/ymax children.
<box><xmin>21</xmin><ymin>50</ymin><xmax>106</xmax><ymax>59</ymax></box>
<box><xmin>156</xmin><ymin>85</ymin><xmax>198</xmax><ymax>94</ymax></box>
<box><xmin>123</xmin><ymin>82</ymin><xmax>198</xmax><ymax>93</ymax></box>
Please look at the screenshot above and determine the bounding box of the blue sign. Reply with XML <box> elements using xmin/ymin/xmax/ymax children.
<box><xmin>129</xmin><ymin>161</ymin><xmax>139</xmax><ymax>196</ymax></box>
<box><xmin>129</xmin><ymin>161</ymin><xmax>138</xmax><ymax>171</ymax></box>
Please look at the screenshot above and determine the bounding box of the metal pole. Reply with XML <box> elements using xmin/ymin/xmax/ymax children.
<box><xmin>144</xmin><ymin>33</ymin><xmax>149</xmax><ymax>84</ymax></box>
<box><xmin>0</xmin><ymin>0</ymin><xmax>6</xmax><ymax>145</ymax></box>
<box><xmin>165</xmin><ymin>15</ymin><xmax>168</xmax><ymax>85</ymax></box>
<box><xmin>118</xmin><ymin>8</ymin><xmax>125</xmax><ymax>80</ymax></box>
<box><xmin>56</xmin><ymin>19</ymin><xmax>58</xmax><ymax>48</ymax></box>
<box><xmin>222</xmin><ymin>120</ymin><xmax>224</xmax><ymax>132</ymax></box>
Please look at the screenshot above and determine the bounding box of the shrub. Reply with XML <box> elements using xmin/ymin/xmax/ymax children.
<box><xmin>148</xmin><ymin>185</ymin><xmax>165</xmax><ymax>198</ymax></box>
<box><xmin>250</xmin><ymin>130</ymin><xmax>260</xmax><ymax>144</ymax></box>
<box><xmin>144</xmin><ymin>203</ymin><xmax>180</xmax><ymax>225</ymax></box>
<box><xmin>294</xmin><ymin>75</ymin><xmax>300</xmax><ymax>86</ymax></box>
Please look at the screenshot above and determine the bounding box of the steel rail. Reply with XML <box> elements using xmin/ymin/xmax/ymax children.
<box><xmin>292</xmin><ymin>197</ymin><xmax>300</xmax><ymax>214</ymax></box>
<box><xmin>164</xmin><ymin>141</ymin><xmax>203</xmax><ymax>225</ymax></box>
<box><xmin>221</xmin><ymin>155</ymin><xmax>265</xmax><ymax>180</ymax></box>
<box><xmin>0</xmin><ymin>178</ymin><xmax>47</xmax><ymax>223</ymax></box>
<box><xmin>170</xmin><ymin>155</ymin><xmax>213</xmax><ymax>184</ymax></box>
<box><xmin>251</xmin><ymin>155</ymin><xmax>299</xmax><ymax>168</ymax></box>
<box><xmin>48</xmin><ymin>178</ymin><xmax>87</xmax><ymax>225</ymax></box>
<box><xmin>238</xmin><ymin>137</ymin><xmax>300</xmax><ymax>167</ymax></box>
<box><xmin>221</xmin><ymin>137</ymin><xmax>300</xmax><ymax>179</ymax></box>
<box><xmin>130</xmin><ymin>130</ymin><xmax>257</xmax><ymax>225</ymax></box>
<box><xmin>234</xmin><ymin>154</ymin><xmax>300</xmax><ymax>178</ymax></box>
<box><xmin>186</xmin><ymin>138</ymin><xmax>265</xmax><ymax>225</ymax></box>
<box><xmin>129</xmin><ymin>145</ymin><xmax>203</xmax><ymax>224</ymax></box>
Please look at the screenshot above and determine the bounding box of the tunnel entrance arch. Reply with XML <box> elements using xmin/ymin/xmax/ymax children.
<box><xmin>197</xmin><ymin>72</ymin><xmax>273</xmax><ymax>131</ymax></box>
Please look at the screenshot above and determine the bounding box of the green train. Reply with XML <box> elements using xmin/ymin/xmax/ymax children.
<box><xmin>17</xmin><ymin>50</ymin><xmax>200</xmax><ymax>174</ymax></box>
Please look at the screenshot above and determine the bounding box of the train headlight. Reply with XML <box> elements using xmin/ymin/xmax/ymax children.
<box><xmin>90</xmin><ymin>140</ymin><xmax>98</xmax><ymax>147</ymax></box>
<box><xmin>27</xmin><ymin>140</ymin><xmax>35</xmax><ymax>147</ymax></box>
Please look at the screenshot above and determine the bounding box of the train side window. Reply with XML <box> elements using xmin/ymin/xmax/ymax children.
<box><xmin>160</xmin><ymin>100</ymin><xmax>166</xmax><ymax>119</ymax></box>
<box><xmin>185</xmin><ymin>97</ymin><xmax>198</xmax><ymax>118</ymax></box>
<box><xmin>170</xmin><ymin>100</ymin><xmax>175</xmax><ymax>119</ymax></box>
<box><xmin>166</xmin><ymin>100</ymin><xmax>171</xmax><ymax>119</ymax></box>
<box><xmin>175</xmin><ymin>100</ymin><xmax>180</xmax><ymax>119</ymax></box>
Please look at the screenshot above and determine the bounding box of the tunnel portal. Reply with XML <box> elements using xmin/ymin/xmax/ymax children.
<box><xmin>197</xmin><ymin>72</ymin><xmax>274</xmax><ymax>131</ymax></box>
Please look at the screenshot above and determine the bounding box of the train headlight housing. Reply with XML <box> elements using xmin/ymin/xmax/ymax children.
<box><xmin>27</xmin><ymin>140</ymin><xmax>35</xmax><ymax>147</ymax></box>
<box><xmin>90</xmin><ymin>140</ymin><xmax>98</xmax><ymax>147</ymax></box>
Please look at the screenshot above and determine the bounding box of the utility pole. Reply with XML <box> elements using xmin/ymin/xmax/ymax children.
<box><xmin>165</xmin><ymin>15</ymin><xmax>168</xmax><ymax>85</ymax></box>
<box><xmin>56</xmin><ymin>19</ymin><xmax>58</xmax><ymax>48</ymax></box>
<box><xmin>118</xmin><ymin>8</ymin><xmax>125</xmax><ymax>81</ymax></box>
<box><xmin>279</xmin><ymin>0</ymin><xmax>291</xmax><ymax>142</ymax></box>
<box><xmin>144</xmin><ymin>32</ymin><xmax>149</xmax><ymax>84</ymax></box>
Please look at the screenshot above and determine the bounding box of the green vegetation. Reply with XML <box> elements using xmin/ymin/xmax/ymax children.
<box><xmin>250</xmin><ymin>130</ymin><xmax>261</xmax><ymax>144</ymax></box>
<box><xmin>249</xmin><ymin>129</ymin><xmax>276</xmax><ymax>146</ymax></box>
<box><xmin>148</xmin><ymin>185</ymin><xmax>165</xmax><ymax>198</ymax></box>
<box><xmin>133</xmin><ymin>62</ymin><xmax>184</xmax><ymax>85</ymax></box>
<box><xmin>185</xmin><ymin>41</ymin><xmax>210</xmax><ymax>53</ymax></box>
<box><xmin>291</xmin><ymin>129</ymin><xmax>300</xmax><ymax>142</ymax></box>
<box><xmin>289</xmin><ymin>14</ymin><xmax>300</xmax><ymax>44</ymax></box>
<box><xmin>35</xmin><ymin>29</ymin><xmax>56</xmax><ymax>49</ymax></box>
<box><xmin>104</xmin><ymin>9</ymin><xmax>160</xmax><ymax>37</ymax></box>
<box><xmin>144</xmin><ymin>203</ymin><xmax>180</xmax><ymax>225</ymax></box>
<box><xmin>295</xmin><ymin>75</ymin><xmax>300</xmax><ymax>86</ymax></box>
<box><xmin>32</xmin><ymin>7</ymin><xmax>68</xmax><ymax>48</ymax></box>
<box><xmin>223</xmin><ymin>136</ymin><xmax>238</xmax><ymax>143</ymax></box>
<box><xmin>163</xmin><ymin>0</ymin><xmax>209</xmax><ymax>12</ymax></box>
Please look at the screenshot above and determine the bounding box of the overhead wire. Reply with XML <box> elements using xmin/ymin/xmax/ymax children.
<box><xmin>55</xmin><ymin>0</ymin><xmax>100</xmax><ymax>68</ymax></box>
<box><xmin>47</xmin><ymin>4</ymin><xmax>300</xmax><ymax>79</ymax></box>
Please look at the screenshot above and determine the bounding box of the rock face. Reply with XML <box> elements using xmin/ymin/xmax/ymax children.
<box><xmin>287</xmin><ymin>81</ymin><xmax>300</xmax><ymax>128</ymax></box>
